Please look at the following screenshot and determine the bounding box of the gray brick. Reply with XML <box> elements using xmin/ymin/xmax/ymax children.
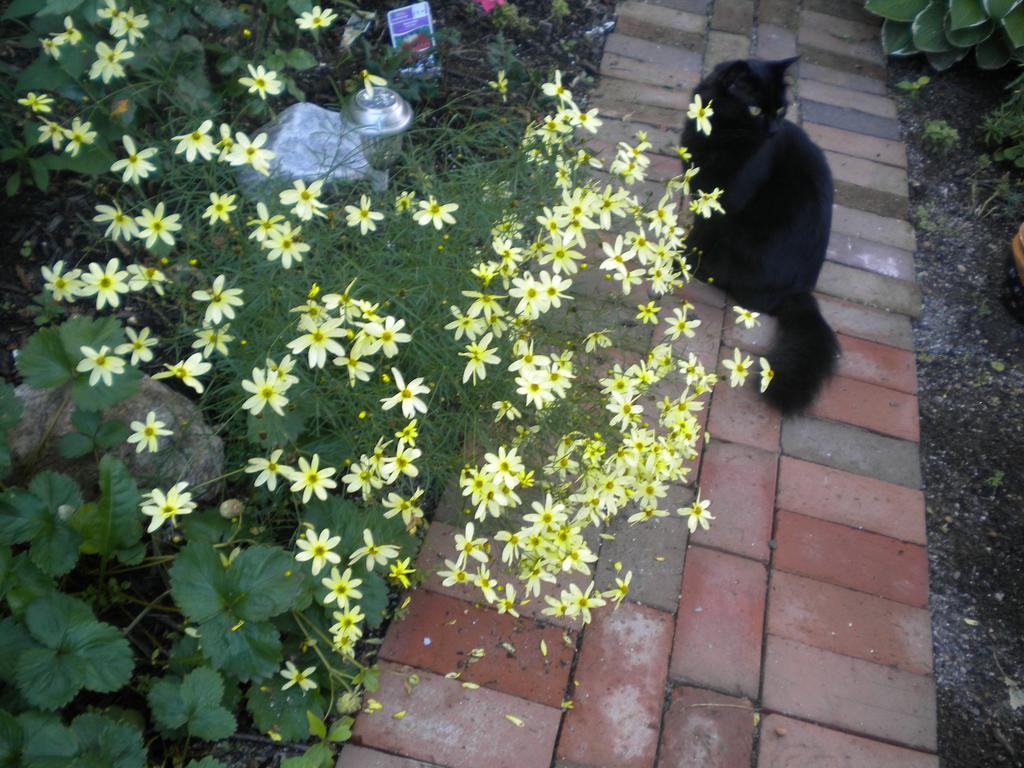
<box><xmin>760</xmin><ymin>0</ymin><xmax>798</xmax><ymax>29</ymax></box>
<box><xmin>833</xmin><ymin>179</ymin><xmax>909</xmax><ymax>219</ymax></box>
<box><xmin>756</xmin><ymin>24</ymin><xmax>797</xmax><ymax>59</ymax></box>
<box><xmin>805</xmin><ymin>122</ymin><xmax>908</xmax><ymax>168</ymax></box>
<box><xmin>645</xmin><ymin>0</ymin><xmax>711</xmax><ymax>12</ymax></box>
<box><xmin>703</xmin><ymin>30</ymin><xmax>750</xmax><ymax>75</ymax></box>
<box><xmin>616</xmin><ymin>1</ymin><xmax>706</xmax><ymax>49</ymax></box>
<box><xmin>803</xmin><ymin>0</ymin><xmax>881</xmax><ymax>26</ymax></box>
<box><xmin>832</xmin><ymin>204</ymin><xmax>917</xmax><ymax>252</ymax></box>
<box><xmin>817</xmin><ymin>293</ymin><xmax>915</xmax><ymax>350</ymax></box>
<box><xmin>781</xmin><ymin>415</ymin><xmax>922</xmax><ymax>488</ymax></box>
<box><xmin>601</xmin><ymin>52</ymin><xmax>701</xmax><ymax>89</ymax></box>
<box><xmin>816</xmin><ymin>261</ymin><xmax>922</xmax><ymax>318</ymax></box>
<box><xmin>711</xmin><ymin>0</ymin><xmax>753</xmax><ymax>36</ymax></box>
<box><xmin>798</xmin><ymin>79</ymin><xmax>897</xmax><ymax>119</ymax></box>
<box><xmin>605</xmin><ymin>33</ymin><xmax>700</xmax><ymax>69</ymax></box>
<box><xmin>595</xmin><ymin>493</ymin><xmax>692</xmax><ymax>612</ymax></box>
<box><xmin>798</xmin><ymin>45</ymin><xmax>887</xmax><ymax>82</ymax></box>
<box><xmin>595</xmin><ymin>77</ymin><xmax>690</xmax><ymax>111</ymax></box>
<box><xmin>799</xmin><ymin>62</ymin><xmax>888</xmax><ymax>95</ymax></box>
<box><xmin>827</xmin><ymin>232</ymin><xmax>917</xmax><ymax>281</ymax></box>
<box><xmin>593</xmin><ymin>98</ymin><xmax>683</xmax><ymax>132</ymax></box>
<box><xmin>801</xmin><ymin>101</ymin><xmax>902</xmax><ymax>141</ymax></box>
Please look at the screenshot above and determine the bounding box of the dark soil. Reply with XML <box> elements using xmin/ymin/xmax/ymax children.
<box><xmin>888</xmin><ymin>57</ymin><xmax>1024</xmax><ymax>767</ymax></box>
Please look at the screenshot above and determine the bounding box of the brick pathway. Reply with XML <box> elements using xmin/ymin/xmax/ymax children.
<box><xmin>338</xmin><ymin>0</ymin><xmax>938</xmax><ymax>765</ymax></box>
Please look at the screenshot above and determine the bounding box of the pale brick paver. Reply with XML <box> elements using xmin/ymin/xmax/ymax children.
<box><xmin>342</xmin><ymin>2</ymin><xmax>941</xmax><ymax>766</ymax></box>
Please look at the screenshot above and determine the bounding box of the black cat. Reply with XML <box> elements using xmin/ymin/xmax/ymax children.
<box><xmin>682</xmin><ymin>57</ymin><xmax>839</xmax><ymax>413</ymax></box>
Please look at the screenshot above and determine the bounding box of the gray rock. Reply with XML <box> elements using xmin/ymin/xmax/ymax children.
<box><xmin>7</xmin><ymin>378</ymin><xmax>224</xmax><ymax>500</ymax></box>
<box><xmin>236</xmin><ymin>102</ymin><xmax>387</xmax><ymax>194</ymax></box>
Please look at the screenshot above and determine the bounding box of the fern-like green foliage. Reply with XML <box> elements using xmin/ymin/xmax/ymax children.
<box><xmin>866</xmin><ymin>0</ymin><xmax>1024</xmax><ymax>70</ymax></box>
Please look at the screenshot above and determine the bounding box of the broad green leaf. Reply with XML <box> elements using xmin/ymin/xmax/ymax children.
<box><xmin>280</xmin><ymin>743</ymin><xmax>332</xmax><ymax>768</ymax></box>
<box><xmin>359</xmin><ymin>571</ymin><xmax>389</xmax><ymax>629</ymax></box>
<box><xmin>39</xmin><ymin>0</ymin><xmax>86</xmax><ymax>15</ymax></box>
<box><xmin>15</xmin><ymin>593</ymin><xmax>133</xmax><ymax>708</ymax></box>
<box><xmin>70</xmin><ymin>365</ymin><xmax>141</xmax><ymax>412</ymax></box>
<box><xmin>56</xmin><ymin>432</ymin><xmax>92</xmax><ymax>459</ymax></box>
<box><xmin>29</xmin><ymin>472</ymin><xmax>82</xmax><ymax>515</ymax></box>
<box><xmin>71</xmin><ymin>456</ymin><xmax>141</xmax><ymax>559</ymax></box>
<box><xmin>0</xmin><ymin>710</ymin><xmax>22</xmax><ymax>768</ymax></box>
<box><xmin>246</xmin><ymin>684</ymin><xmax>326</xmax><ymax>743</ymax></box>
<box><xmin>306</xmin><ymin>710</ymin><xmax>326</xmax><ymax>739</ymax></box>
<box><xmin>95</xmin><ymin>418</ymin><xmax>130</xmax><ymax>448</ymax></box>
<box><xmin>865</xmin><ymin>0</ymin><xmax>929</xmax><ymax>21</ymax></box>
<box><xmin>976</xmin><ymin>29</ymin><xmax>1015</xmax><ymax>64</ymax></box>
<box><xmin>1002</xmin><ymin>3</ymin><xmax>1024</xmax><ymax>46</ymax></box>
<box><xmin>16</xmin><ymin>645</ymin><xmax>85</xmax><ymax>710</ymax></box>
<box><xmin>200</xmin><ymin>614</ymin><xmax>281</xmax><ymax>681</ymax></box>
<box><xmin>0</xmin><ymin>490</ymin><xmax>48</xmax><ymax>544</ymax></box>
<box><xmin>2</xmin><ymin>0</ymin><xmax>44</xmax><ymax>19</ymax></box>
<box><xmin>286</xmin><ymin>48</ymin><xmax>318</xmax><ymax>70</ymax></box>
<box><xmin>946</xmin><ymin>14</ymin><xmax>995</xmax><ymax>44</ymax></box>
<box><xmin>148</xmin><ymin>667</ymin><xmax>236</xmax><ymax>740</ymax></box>
<box><xmin>1</xmin><ymin>553</ymin><xmax>54</xmax><ymax>615</ymax></box>
<box><xmin>68</xmin><ymin>620</ymin><xmax>134</xmax><ymax>692</ymax></box>
<box><xmin>70</xmin><ymin>713</ymin><xmax>145</xmax><ymax>768</ymax></box>
<box><xmin>0</xmin><ymin>618</ymin><xmax>32</xmax><ymax>683</ymax></box>
<box><xmin>7</xmin><ymin>476</ymin><xmax>83</xmax><ymax>577</ymax></box>
<box><xmin>913</xmin><ymin>0</ymin><xmax>954</xmax><ymax>50</ymax></box>
<box><xmin>230</xmin><ymin>546</ymin><xmax>303</xmax><ymax>622</ymax></box>
<box><xmin>45</xmin><ymin>144</ymin><xmax>117</xmax><ymax>176</ymax></box>
<box><xmin>327</xmin><ymin>716</ymin><xmax>353</xmax><ymax>742</ymax></box>
<box><xmin>20</xmin><ymin>716</ymin><xmax>76</xmax><ymax>768</ymax></box>
<box><xmin>0</xmin><ymin>382</ymin><xmax>22</xmax><ymax>430</ymax></box>
<box><xmin>883</xmin><ymin>18</ymin><xmax>918</xmax><ymax>53</ymax></box>
<box><xmin>17</xmin><ymin>327</ymin><xmax>74</xmax><ymax>389</ymax></box>
<box><xmin>57</xmin><ymin>314</ymin><xmax>124</xmax><ymax>358</ymax></box>
<box><xmin>950</xmin><ymin>0</ymin><xmax>989</xmax><ymax>29</ymax></box>
<box><xmin>170</xmin><ymin>542</ymin><xmax>228</xmax><ymax>624</ymax></box>
<box><xmin>984</xmin><ymin>0</ymin><xmax>1023</xmax><ymax>18</ymax></box>
<box><xmin>15</xmin><ymin>55</ymin><xmax>75</xmax><ymax>94</ymax></box>
<box><xmin>180</xmin><ymin>509</ymin><xmax>234</xmax><ymax>547</ymax></box>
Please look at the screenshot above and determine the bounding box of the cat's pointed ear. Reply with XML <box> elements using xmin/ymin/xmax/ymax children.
<box><xmin>769</xmin><ymin>57</ymin><xmax>799</xmax><ymax>77</ymax></box>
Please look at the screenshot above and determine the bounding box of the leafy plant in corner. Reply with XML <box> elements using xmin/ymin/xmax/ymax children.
<box><xmin>866</xmin><ymin>0</ymin><xmax>1024</xmax><ymax>70</ymax></box>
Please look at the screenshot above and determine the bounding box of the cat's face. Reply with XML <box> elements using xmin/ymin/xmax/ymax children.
<box><xmin>694</xmin><ymin>58</ymin><xmax>797</xmax><ymax>137</ymax></box>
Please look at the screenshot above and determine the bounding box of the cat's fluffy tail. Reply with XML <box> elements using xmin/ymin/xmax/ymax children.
<box><xmin>763</xmin><ymin>293</ymin><xmax>839</xmax><ymax>413</ymax></box>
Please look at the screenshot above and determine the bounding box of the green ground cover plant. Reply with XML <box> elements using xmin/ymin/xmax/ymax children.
<box><xmin>0</xmin><ymin>2</ymin><xmax>759</xmax><ymax>765</ymax></box>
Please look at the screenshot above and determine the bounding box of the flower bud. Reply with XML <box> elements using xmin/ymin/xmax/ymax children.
<box><xmin>219</xmin><ymin>498</ymin><xmax>244</xmax><ymax>519</ymax></box>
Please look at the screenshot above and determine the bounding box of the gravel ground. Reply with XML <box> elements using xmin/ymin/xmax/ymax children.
<box><xmin>888</xmin><ymin>56</ymin><xmax>1024</xmax><ymax>768</ymax></box>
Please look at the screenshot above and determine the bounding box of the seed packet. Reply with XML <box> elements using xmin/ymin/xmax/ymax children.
<box><xmin>386</xmin><ymin>2</ymin><xmax>439</xmax><ymax>76</ymax></box>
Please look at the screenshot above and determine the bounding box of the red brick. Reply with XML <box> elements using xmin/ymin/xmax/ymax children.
<box><xmin>774</xmin><ymin>509</ymin><xmax>929</xmax><ymax>607</ymax></box>
<box><xmin>707</xmin><ymin>374</ymin><xmax>781</xmax><ymax>452</ymax></box>
<box><xmin>658</xmin><ymin>686</ymin><xmax>755</xmax><ymax>767</ymax></box>
<box><xmin>670</xmin><ymin>546</ymin><xmax>768</xmax><ymax>698</ymax></box>
<box><xmin>416</xmin><ymin>522</ymin><xmax>586</xmax><ymax>630</ymax></box>
<box><xmin>711</xmin><ymin>0</ymin><xmax>754</xmax><ymax>35</ymax></box>
<box><xmin>759</xmin><ymin>715</ymin><xmax>940</xmax><ymax>768</ymax></box>
<box><xmin>808</xmin><ymin>375</ymin><xmax>919</xmax><ymax>442</ymax></box>
<box><xmin>836</xmin><ymin>334</ymin><xmax>917</xmax><ymax>394</ymax></box>
<box><xmin>768</xmin><ymin>570</ymin><xmax>933</xmax><ymax>675</ymax></box>
<box><xmin>675</xmin><ymin>279</ymin><xmax>727</xmax><ymax>309</ymax></box>
<box><xmin>762</xmin><ymin>637</ymin><xmax>937</xmax><ymax>751</ymax></box>
<box><xmin>337</xmin><ymin>745</ymin><xmax>434</xmax><ymax>767</ymax></box>
<box><xmin>777</xmin><ymin>456</ymin><xmax>927</xmax><ymax>544</ymax></box>
<box><xmin>380</xmin><ymin>590</ymin><xmax>574</xmax><ymax>708</ymax></box>
<box><xmin>807</xmin><ymin>123</ymin><xmax>907</xmax><ymax>168</ymax></box>
<box><xmin>695</xmin><ymin>441</ymin><xmax>777</xmax><ymax>561</ymax></box>
<box><xmin>595</xmin><ymin>77</ymin><xmax>690</xmax><ymax>111</ymax></box>
<box><xmin>800</xmin><ymin>11</ymin><xmax>882</xmax><ymax>63</ymax></box>
<box><xmin>616</xmin><ymin>1</ymin><xmax>706</xmax><ymax>48</ymax></box>
<box><xmin>557</xmin><ymin>601</ymin><xmax>674</xmax><ymax>767</ymax></box>
<box><xmin>817</xmin><ymin>293</ymin><xmax>914</xmax><ymax>350</ymax></box>
<box><xmin>352</xmin><ymin>662</ymin><xmax>561</xmax><ymax>768</ymax></box>
<box><xmin>721</xmin><ymin>313</ymin><xmax>776</xmax><ymax>356</ymax></box>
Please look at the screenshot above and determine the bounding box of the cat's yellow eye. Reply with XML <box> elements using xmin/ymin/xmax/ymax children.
<box><xmin>776</xmin><ymin>106</ymin><xmax>786</xmax><ymax>115</ymax></box>
<box><xmin>748</xmin><ymin>105</ymin><xmax>762</xmax><ymax>117</ymax></box>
